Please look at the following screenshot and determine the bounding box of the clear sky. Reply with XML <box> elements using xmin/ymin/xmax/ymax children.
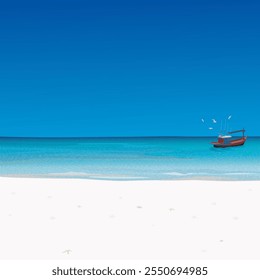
<box><xmin>0</xmin><ymin>0</ymin><xmax>259</xmax><ymax>137</ymax></box>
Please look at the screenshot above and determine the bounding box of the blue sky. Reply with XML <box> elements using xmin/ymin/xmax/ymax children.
<box><xmin>0</xmin><ymin>0</ymin><xmax>259</xmax><ymax>137</ymax></box>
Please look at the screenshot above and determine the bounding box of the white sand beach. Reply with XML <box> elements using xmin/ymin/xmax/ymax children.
<box><xmin>0</xmin><ymin>177</ymin><xmax>259</xmax><ymax>260</ymax></box>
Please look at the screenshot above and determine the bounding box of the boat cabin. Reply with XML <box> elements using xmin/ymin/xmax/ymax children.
<box><xmin>216</xmin><ymin>135</ymin><xmax>232</xmax><ymax>145</ymax></box>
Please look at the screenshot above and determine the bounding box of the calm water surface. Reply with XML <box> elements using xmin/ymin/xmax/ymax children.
<box><xmin>0</xmin><ymin>137</ymin><xmax>260</xmax><ymax>180</ymax></box>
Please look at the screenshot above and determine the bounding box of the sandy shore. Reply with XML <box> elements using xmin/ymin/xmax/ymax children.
<box><xmin>0</xmin><ymin>177</ymin><xmax>259</xmax><ymax>260</ymax></box>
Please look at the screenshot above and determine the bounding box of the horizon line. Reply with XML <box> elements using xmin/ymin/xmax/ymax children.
<box><xmin>1</xmin><ymin>135</ymin><xmax>259</xmax><ymax>139</ymax></box>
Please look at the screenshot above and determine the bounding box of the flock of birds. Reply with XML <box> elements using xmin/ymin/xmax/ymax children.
<box><xmin>201</xmin><ymin>115</ymin><xmax>232</xmax><ymax>131</ymax></box>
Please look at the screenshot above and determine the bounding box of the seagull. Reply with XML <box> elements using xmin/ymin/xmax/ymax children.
<box><xmin>62</xmin><ymin>250</ymin><xmax>72</xmax><ymax>255</ymax></box>
<box><xmin>212</xmin><ymin>119</ymin><xmax>217</xmax><ymax>124</ymax></box>
<box><xmin>228</xmin><ymin>115</ymin><xmax>232</xmax><ymax>120</ymax></box>
<box><xmin>209</xmin><ymin>127</ymin><xmax>213</xmax><ymax>130</ymax></box>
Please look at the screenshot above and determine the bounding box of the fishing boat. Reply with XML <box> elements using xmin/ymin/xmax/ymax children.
<box><xmin>211</xmin><ymin>129</ymin><xmax>247</xmax><ymax>148</ymax></box>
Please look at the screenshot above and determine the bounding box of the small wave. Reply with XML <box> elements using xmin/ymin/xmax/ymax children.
<box><xmin>165</xmin><ymin>172</ymin><xmax>198</xmax><ymax>176</ymax></box>
<box><xmin>48</xmin><ymin>172</ymin><xmax>94</xmax><ymax>177</ymax></box>
<box><xmin>223</xmin><ymin>172</ymin><xmax>260</xmax><ymax>175</ymax></box>
<box><xmin>48</xmin><ymin>172</ymin><xmax>146</xmax><ymax>180</ymax></box>
<box><xmin>89</xmin><ymin>175</ymin><xmax>146</xmax><ymax>180</ymax></box>
<box><xmin>165</xmin><ymin>171</ymin><xmax>260</xmax><ymax>178</ymax></box>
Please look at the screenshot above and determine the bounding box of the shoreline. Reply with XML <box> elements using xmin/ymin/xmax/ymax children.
<box><xmin>1</xmin><ymin>174</ymin><xmax>260</xmax><ymax>181</ymax></box>
<box><xmin>0</xmin><ymin>177</ymin><xmax>259</xmax><ymax>259</ymax></box>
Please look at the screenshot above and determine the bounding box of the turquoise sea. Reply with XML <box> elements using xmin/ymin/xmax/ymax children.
<box><xmin>0</xmin><ymin>137</ymin><xmax>260</xmax><ymax>180</ymax></box>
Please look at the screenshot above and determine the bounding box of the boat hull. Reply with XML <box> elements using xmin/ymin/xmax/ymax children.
<box><xmin>212</xmin><ymin>137</ymin><xmax>247</xmax><ymax>148</ymax></box>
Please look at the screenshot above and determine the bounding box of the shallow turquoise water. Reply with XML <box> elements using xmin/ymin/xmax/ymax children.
<box><xmin>0</xmin><ymin>137</ymin><xmax>260</xmax><ymax>180</ymax></box>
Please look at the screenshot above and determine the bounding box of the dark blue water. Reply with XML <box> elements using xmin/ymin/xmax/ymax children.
<box><xmin>0</xmin><ymin>137</ymin><xmax>260</xmax><ymax>180</ymax></box>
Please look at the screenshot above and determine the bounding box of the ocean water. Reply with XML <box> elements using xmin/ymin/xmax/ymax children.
<box><xmin>0</xmin><ymin>137</ymin><xmax>260</xmax><ymax>180</ymax></box>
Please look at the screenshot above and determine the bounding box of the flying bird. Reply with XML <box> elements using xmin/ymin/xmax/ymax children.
<box><xmin>212</xmin><ymin>119</ymin><xmax>217</xmax><ymax>123</ymax></box>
